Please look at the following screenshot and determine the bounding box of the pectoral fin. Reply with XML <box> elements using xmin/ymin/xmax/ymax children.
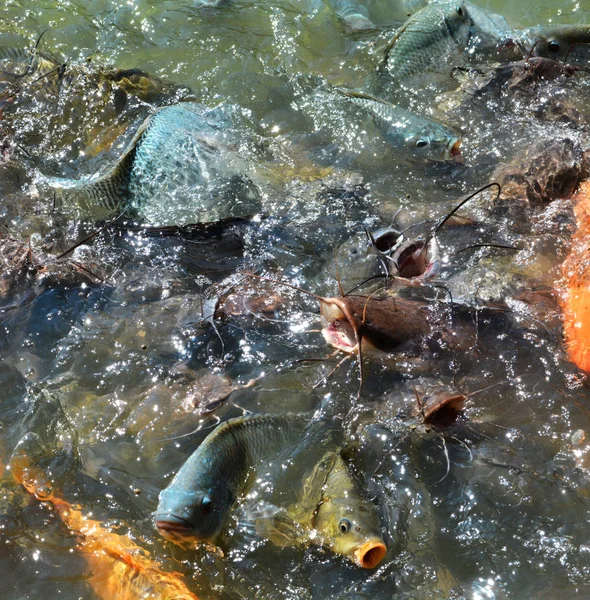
<box><xmin>234</xmin><ymin>500</ymin><xmax>305</xmax><ymax>548</ymax></box>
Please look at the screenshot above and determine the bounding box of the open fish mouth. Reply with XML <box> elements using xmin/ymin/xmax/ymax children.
<box><xmin>353</xmin><ymin>539</ymin><xmax>387</xmax><ymax>569</ymax></box>
<box><xmin>447</xmin><ymin>138</ymin><xmax>462</xmax><ymax>161</ymax></box>
<box><xmin>154</xmin><ymin>514</ymin><xmax>196</xmax><ymax>542</ymax></box>
<box><xmin>320</xmin><ymin>302</ymin><xmax>358</xmax><ymax>353</ymax></box>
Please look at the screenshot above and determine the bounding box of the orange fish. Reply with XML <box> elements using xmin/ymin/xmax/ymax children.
<box><xmin>10</xmin><ymin>433</ymin><xmax>199</xmax><ymax>600</ymax></box>
<box><xmin>559</xmin><ymin>179</ymin><xmax>590</xmax><ymax>372</ymax></box>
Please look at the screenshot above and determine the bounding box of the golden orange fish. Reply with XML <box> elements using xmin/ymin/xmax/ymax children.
<box><xmin>559</xmin><ymin>179</ymin><xmax>590</xmax><ymax>373</ymax></box>
<box><xmin>10</xmin><ymin>433</ymin><xmax>199</xmax><ymax>600</ymax></box>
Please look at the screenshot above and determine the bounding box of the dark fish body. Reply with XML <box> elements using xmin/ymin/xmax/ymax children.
<box><xmin>336</xmin><ymin>89</ymin><xmax>461</xmax><ymax>161</ymax></box>
<box><xmin>43</xmin><ymin>102</ymin><xmax>261</xmax><ymax>225</ymax></box>
<box><xmin>380</xmin><ymin>0</ymin><xmax>471</xmax><ymax>82</ymax></box>
<box><xmin>154</xmin><ymin>413</ymin><xmax>310</xmax><ymax>543</ymax></box>
<box><xmin>521</xmin><ymin>25</ymin><xmax>590</xmax><ymax>65</ymax></box>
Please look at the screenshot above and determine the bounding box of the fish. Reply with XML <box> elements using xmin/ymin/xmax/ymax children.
<box><xmin>40</xmin><ymin>102</ymin><xmax>261</xmax><ymax>225</ymax></box>
<box><xmin>465</xmin><ymin>2</ymin><xmax>523</xmax><ymax>59</ymax></box>
<box><xmin>154</xmin><ymin>413</ymin><xmax>310</xmax><ymax>543</ymax></box>
<box><xmin>521</xmin><ymin>25</ymin><xmax>590</xmax><ymax>65</ymax></box>
<box><xmin>240</xmin><ymin>450</ymin><xmax>386</xmax><ymax>569</ymax></box>
<box><xmin>327</xmin><ymin>0</ymin><xmax>375</xmax><ymax>31</ymax></box>
<box><xmin>9</xmin><ymin>432</ymin><xmax>199</xmax><ymax>600</ymax></box>
<box><xmin>558</xmin><ymin>180</ymin><xmax>590</xmax><ymax>373</ymax></box>
<box><xmin>0</xmin><ymin>45</ymin><xmax>66</xmax><ymax>101</ymax></box>
<box><xmin>319</xmin><ymin>293</ymin><xmax>432</xmax><ymax>356</ymax></box>
<box><xmin>380</xmin><ymin>0</ymin><xmax>471</xmax><ymax>82</ymax></box>
<box><xmin>336</xmin><ymin>89</ymin><xmax>462</xmax><ymax>161</ymax></box>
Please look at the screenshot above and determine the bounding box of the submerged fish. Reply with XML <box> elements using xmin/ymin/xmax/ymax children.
<box><xmin>327</xmin><ymin>0</ymin><xmax>375</xmax><ymax>31</ymax></box>
<box><xmin>10</xmin><ymin>432</ymin><xmax>199</xmax><ymax>600</ymax></box>
<box><xmin>380</xmin><ymin>0</ymin><xmax>471</xmax><ymax>82</ymax></box>
<box><xmin>522</xmin><ymin>25</ymin><xmax>590</xmax><ymax>65</ymax></box>
<box><xmin>337</xmin><ymin>89</ymin><xmax>461</xmax><ymax>161</ymax></box>
<box><xmin>154</xmin><ymin>413</ymin><xmax>310</xmax><ymax>543</ymax></box>
<box><xmin>41</xmin><ymin>102</ymin><xmax>261</xmax><ymax>225</ymax></box>
<box><xmin>241</xmin><ymin>450</ymin><xmax>386</xmax><ymax>569</ymax></box>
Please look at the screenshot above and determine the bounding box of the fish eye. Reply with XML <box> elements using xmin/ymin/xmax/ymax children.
<box><xmin>201</xmin><ymin>496</ymin><xmax>212</xmax><ymax>512</ymax></box>
<box><xmin>339</xmin><ymin>518</ymin><xmax>351</xmax><ymax>533</ymax></box>
<box><xmin>456</xmin><ymin>6</ymin><xmax>463</xmax><ymax>16</ymax></box>
<box><xmin>548</xmin><ymin>40</ymin><xmax>560</xmax><ymax>53</ymax></box>
<box><xmin>415</xmin><ymin>139</ymin><xmax>429</xmax><ymax>148</ymax></box>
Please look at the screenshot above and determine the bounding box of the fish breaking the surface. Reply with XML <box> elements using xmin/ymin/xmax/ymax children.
<box><xmin>154</xmin><ymin>413</ymin><xmax>310</xmax><ymax>543</ymax></box>
<box><xmin>41</xmin><ymin>102</ymin><xmax>261</xmax><ymax>225</ymax></box>
<box><xmin>336</xmin><ymin>89</ymin><xmax>461</xmax><ymax>161</ymax></box>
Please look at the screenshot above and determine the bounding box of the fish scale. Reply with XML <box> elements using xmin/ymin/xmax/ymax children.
<box><xmin>155</xmin><ymin>413</ymin><xmax>310</xmax><ymax>543</ymax></box>
<box><xmin>41</xmin><ymin>101</ymin><xmax>262</xmax><ymax>224</ymax></box>
<box><xmin>381</xmin><ymin>0</ymin><xmax>471</xmax><ymax>81</ymax></box>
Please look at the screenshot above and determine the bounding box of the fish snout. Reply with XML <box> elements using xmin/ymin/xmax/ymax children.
<box><xmin>154</xmin><ymin>513</ymin><xmax>196</xmax><ymax>542</ymax></box>
<box><xmin>353</xmin><ymin>539</ymin><xmax>387</xmax><ymax>569</ymax></box>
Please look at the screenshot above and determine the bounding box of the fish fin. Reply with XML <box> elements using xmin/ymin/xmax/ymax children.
<box><xmin>334</xmin><ymin>88</ymin><xmax>390</xmax><ymax>107</ymax></box>
<box><xmin>234</xmin><ymin>500</ymin><xmax>304</xmax><ymax>547</ymax></box>
<box><xmin>296</xmin><ymin>451</ymin><xmax>339</xmax><ymax>520</ymax></box>
<box><xmin>36</xmin><ymin>113</ymin><xmax>152</xmax><ymax>215</ymax></box>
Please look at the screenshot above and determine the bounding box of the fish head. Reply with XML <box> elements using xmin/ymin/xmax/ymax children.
<box><xmin>154</xmin><ymin>485</ymin><xmax>229</xmax><ymax>544</ymax></box>
<box><xmin>330</xmin><ymin>227</ymin><xmax>401</xmax><ymax>287</ymax></box>
<box><xmin>404</xmin><ymin>123</ymin><xmax>462</xmax><ymax>162</ymax></box>
<box><xmin>316</xmin><ymin>496</ymin><xmax>386</xmax><ymax>569</ymax></box>
<box><xmin>320</xmin><ymin>300</ymin><xmax>359</xmax><ymax>354</ymax></box>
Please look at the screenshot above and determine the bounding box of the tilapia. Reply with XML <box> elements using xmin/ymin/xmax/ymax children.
<box><xmin>10</xmin><ymin>432</ymin><xmax>199</xmax><ymax>600</ymax></box>
<box><xmin>154</xmin><ymin>413</ymin><xmax>310</xmax><ymax>543</ymax></box>
<box><xmin>40</xmin><ymin>102</ymin><xmax>262</xmax><ymax>225</ymax></box>
<box><xmin>380</xmin><ymin>0</ymin><xmax>471</xmax><ymax>82</ymax></box>
<box><xmin>336</xmin><ymin>89</ymin><xmax>461</xmax><ymax>161</ymax></box>
<box><xmin>240</xmin><ymin>450</ymin><xmax>386</xmax><ymax>569</ymax></box>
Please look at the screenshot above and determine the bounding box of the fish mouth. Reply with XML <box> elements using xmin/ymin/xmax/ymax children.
<box><xmin>320</xmin><ymin>303</ymin><xmax>358</xmax><ymax>353</ymax></box>
<box><xmin>154</xmin><ymin>514</ymin><xmax>196</xmax><ymax>542</ymax></box>
<box><xmin>353</xmin><ymin>540</ymin><xmax>387</xmax><ymax>569</ymax></box>
<box><xmin>447</xmin><ymin>138</ymin><xmax>462</xmax><ymax>161</ymax></box>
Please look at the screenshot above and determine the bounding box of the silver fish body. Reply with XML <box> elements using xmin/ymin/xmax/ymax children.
<box><xmin>41</xmin><ymin>102</ymin><xmax>261</xmax><ymax>225</ymax></box>
<box><xmin>154</xmin><ymin>413</ymin><xmax>309</xmax><ymax>543</ymax></box>
<box><xmin>338</xmin><ymin>89</ymin><xmax>461</xmax><ymax>161</ymax></box>
<box><xmin>380</xmin><ymin>0</ymin><xmax>471</xmax><ymax>82</ymax></box>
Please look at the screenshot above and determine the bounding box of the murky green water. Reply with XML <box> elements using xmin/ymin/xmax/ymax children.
<box><xmin>2</xmin><ymin>0</ymin><xmax>590</xmax><ymax>598</ymax></box>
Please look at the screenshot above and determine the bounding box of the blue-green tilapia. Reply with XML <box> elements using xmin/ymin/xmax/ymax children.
<box><xmin>154</xmin><ymin>413</ymin><xmax>310</xmax><ymax>543</ymax></box>
<box><xmin>380</xmin><ymin>0</ymin><xmax>471</xmax><ymax>82</ymax></box>
<box><xmin>40</xmin><ymin>102</ymin><xmax>261</xmax><ymax>225</ymax></box>
<box><xmin>337</xmin><ymin>89</ymin><xmax>461</xmax><ymax>161</ymax></box>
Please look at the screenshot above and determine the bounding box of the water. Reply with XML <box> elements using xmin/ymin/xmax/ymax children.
<box><xmin>1</xmin><ymin>0</ymin><xmax>590</xmax><ymax>598</ymax></box>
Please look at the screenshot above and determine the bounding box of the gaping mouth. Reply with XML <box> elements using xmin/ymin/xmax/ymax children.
<box><xmin>154</xmin><ymin>514</ymin><xmax>196</xmax><ymax>542</ymax></box>
<box><xmin>448</xmin><ymin>138</ymin><xmax>462</xmax><ymax>160</ymax></box>
<box><xmin>353</xmin><ymin>540</ymin><xmax>387</xmax><ymax>569</ymax></box>
<box><xmin>320</xmin><ymin>303</ymin><xmax>357</xmax><ymax>353</ymax></box>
